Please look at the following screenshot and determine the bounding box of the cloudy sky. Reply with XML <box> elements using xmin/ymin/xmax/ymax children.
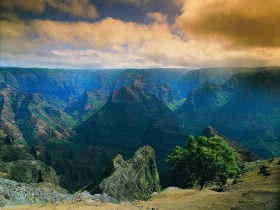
<box><xmin>0</xmin><ymin>0</ymin><xmax>280</xmax><ymax>69</ymax></box>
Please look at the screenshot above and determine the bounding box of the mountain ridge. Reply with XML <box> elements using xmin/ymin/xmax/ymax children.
<box><xmin>177</xmin><ymin>68</ymin><xmax>280</xmax><ymax>158</ymax></box>
<box><xmin>0</xmin><ymin>84</ymin><xmax>78</xmax><ymax>143</ymax></box>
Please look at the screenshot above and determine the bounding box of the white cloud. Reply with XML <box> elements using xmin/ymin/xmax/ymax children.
<box><xmin>1</xmin><ymin>7</ymin><xmax>280</xmax><ymax>69</ymax></box>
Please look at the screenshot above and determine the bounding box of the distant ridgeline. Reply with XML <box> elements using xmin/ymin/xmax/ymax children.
<box><xmin>0</xmin><ymin>66</ymin><xmax>279</xmax><ymax>190</ymax></box>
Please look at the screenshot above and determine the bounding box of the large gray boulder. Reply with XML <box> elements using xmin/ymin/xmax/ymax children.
<box><xmin>83</xmin><ymin>145</ymin><xmax>161</xmax><ymax>201</ymax></box>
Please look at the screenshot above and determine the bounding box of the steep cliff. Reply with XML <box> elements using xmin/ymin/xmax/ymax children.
<box><xmin>83</xmin><ymin>145</ymin><xmax>161</xmax><ymax>201</ymax></box>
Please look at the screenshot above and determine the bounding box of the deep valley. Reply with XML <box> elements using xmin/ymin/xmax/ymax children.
<box><xmin>0</xmin><ymin>67</ymin><xmax>279</xmax><ymax>209</ymax></box>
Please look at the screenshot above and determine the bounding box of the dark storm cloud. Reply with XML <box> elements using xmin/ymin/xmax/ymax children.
<box><xmin>0</xmin><ymin>0</ymin><xmax>98</xmax><ymax>18</ymax></box>
<box><xmin>177</xmin><ymin>0</ymin><xmax>280</xmax><ymax>48</ymax></box>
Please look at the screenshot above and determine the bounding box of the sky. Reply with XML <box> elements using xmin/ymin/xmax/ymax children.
<box><xmin>0</xmin><ymin>0</ymin><xmax>280</xmax><ymax>69</ymax></box>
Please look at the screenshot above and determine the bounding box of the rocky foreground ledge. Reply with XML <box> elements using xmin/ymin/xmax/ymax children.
<box><xmin>0</xmin><ymin>177</ymin><xmax>116</xmax><ymax>207</ymax></box>
<box><xmin>0</xmin><ymin>145</ymin><xmax>161</xmax><ymax>207</ymax></box>
<box><xmin>2</xmin><ymin>157</ymin><xmax>279</xmax><ymax>210</ymax></box>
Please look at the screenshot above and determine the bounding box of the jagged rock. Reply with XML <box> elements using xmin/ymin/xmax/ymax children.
<box><xmin>83</xmin><ymin>145</ymin><xmax>161</xmax><ymax>201</ymax></box>
<box><xmin>0</xmin><ymin>177</ymin><xmax>65</xmax><ymax>206</ymax></box>
<box><xmin>0</xmin><ymin>177</ymin><xmax>115</xmax><ymax>207</ymax></box>
<box><xmin>201</xmin><ymin>125</ymin><xmax>260</xmax><ymax>163</ymax></box>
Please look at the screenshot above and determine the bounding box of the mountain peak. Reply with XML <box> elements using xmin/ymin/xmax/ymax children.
<box><xmin>111</xmin><ymin>154</ymin><xmax>125</xmax><ymax>169</ymax></box>
<box><xmin>0</xmin><ymin>82</ymin><xmax>17</xmax><ymax>92</ymax></box>
<box><xmin>110</xmin><ymin>86</ymin><xmax>141</xmax><ymax>103</ymax></box>
<box><xmin>83</xmin><ymin>145</ymin><xmax>161</xmax><ymax>201</ymax></box>
<box><xmin>109</xmin><ymin>85</ymin><xmax>158</xmax><ymax>105</ymax></box>
<box><xmin>134</xmin><ymin>145</ymin><xmax>154</xmax><ymax>157</ymax></box>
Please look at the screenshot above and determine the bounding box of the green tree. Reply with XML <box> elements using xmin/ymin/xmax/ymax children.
<box><xmin>166</xmin><ymin>135</ymin><xmax>240</xmax><ymax>189</ymax></box>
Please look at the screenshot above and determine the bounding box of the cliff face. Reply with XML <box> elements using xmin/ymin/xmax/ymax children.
<box><xmin>0</xmin><ymin>84</ymin><xmax>78</xmax><ymax>143</ymax></box>
<box><xmin>83</xmin><ymin>145</ymin><xmax>161</xmax><ymax>201</ymax></box>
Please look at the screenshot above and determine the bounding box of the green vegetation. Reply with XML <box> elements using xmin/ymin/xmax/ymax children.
<box><xmin>165</xmin><ymin>98</ymin><xmax>187</xmax><ymax>111</ymax></box>
<box><xmin>1</xmin><ymin>66</ymin><xmax>280</xmax><ymax>193</ymax></box>
<box><xmin>167</xmin><ymin>136</ymin><xmax>240</xmax><ymax>189</ymax></box>
<box><xmin>177</xmin><ymin>69</ymin><xmax>280</xmax><ymax>158</ymax></box>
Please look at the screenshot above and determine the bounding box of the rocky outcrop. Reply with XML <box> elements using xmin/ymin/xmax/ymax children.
<box><xmin>201</xmin><ymin>125</ymin><xmax>260</xmax><ymax>163</ymax></box>
<box><xmin>83</xmin><ymin>145</ymin><xmax>161</xmax><ymax>201</ymax></box>
<box><xmin>0</xmin><ymin>177</ymin><xmax>116</xmax><ymax>207</ymax></box>
<box><xmin>0</xmin><ymin>130</ymin><xmax>59</xmax><ymax>184</ymax></box>
<box><xmin>9</xmin><ymin>160</ymin><xmax>58</xmax><ymax>184</ymax></box>
<box><xmin>0</xmin><ymin>129</ymin><xmax>120</xmax><ymax>193</ymax></box>
<box><xmin>0</xmin><ymin>131</ymin><xmax>117</xmax><ymax>206</ymax></box>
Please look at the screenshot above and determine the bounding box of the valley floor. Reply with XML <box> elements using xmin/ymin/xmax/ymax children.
<box><xmin>3</xmin><ymin>158</ymin><xmax>280</xmax><ymax>210</ymax></box>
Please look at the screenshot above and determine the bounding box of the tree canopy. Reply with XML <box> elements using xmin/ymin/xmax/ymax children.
<box><xmin>166</xmin><ymin>135</ymin><xmax>240</xmax><ymax>189</ymax></box>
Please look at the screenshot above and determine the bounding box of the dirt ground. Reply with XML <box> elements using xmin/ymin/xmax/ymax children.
<box><xmin>3</xmin><ymin>158</ymin><xmax>280</xmax><ymax>210</ymax></box>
